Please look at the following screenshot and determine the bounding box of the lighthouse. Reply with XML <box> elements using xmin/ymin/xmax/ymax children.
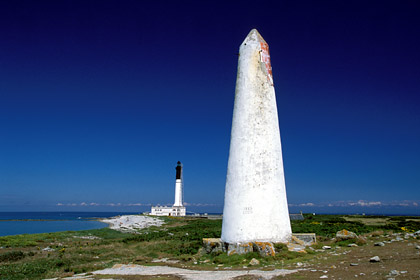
<box><xmin>173</xmin><ymin>161</ymin><xmax>183</xmax><ymax>207</ymax></box>
<box><xmin>150</xmin><ymin>161</ymin><xmax>186</xmax><ymax>216</ymax></box>
<box><xmin>221</xmin><ymin>29</ymin><xmax>292</xmax><ymax>244</ymax></box>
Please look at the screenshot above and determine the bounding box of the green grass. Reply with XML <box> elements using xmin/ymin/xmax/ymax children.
<box><xmin>0</xmin><ymin>214</ymin><xmax>419</xmax><ymax>280</ymax></box>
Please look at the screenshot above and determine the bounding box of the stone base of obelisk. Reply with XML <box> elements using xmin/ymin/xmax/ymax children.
<box><xmin>202</xmin><ymin>238</ymin><xmax>277</xmax><ymax>257</ymax></box>
<box><xmin>202</xmin><ymin>234</ymin><xmax>316</xmax><ymax>256</ymax></box>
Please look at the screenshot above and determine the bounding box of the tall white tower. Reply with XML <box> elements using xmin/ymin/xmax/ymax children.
<box><xmin>221</xmin><ymin>29</ymin><xmax>292</xmax><ymax>244</ymax></box>
<box><xmin>173</xmin><ymin>161</ymin><xmax>183</xmax><ymax>207</ymax></box>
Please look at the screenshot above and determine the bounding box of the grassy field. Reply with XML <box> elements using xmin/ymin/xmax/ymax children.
<box><xmin>0</xmin><ymin>215</ymin><xmax>419</xmax><ymax>279</ymax></box>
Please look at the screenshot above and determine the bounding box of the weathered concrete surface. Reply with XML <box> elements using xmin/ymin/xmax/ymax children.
<box><xmin>221</xmin><ymin>29</ymin><xmax>292</xmax><ymax>244</ymax></box>
<box><xmin>93</xmin><ymin>264</ymin><xmax>299</xmax><ymax>280</ymax></box>
<box><xmin>292</xmin><ymin>233</ymin><xmax>317</xmax><ymax>246</ymax></box>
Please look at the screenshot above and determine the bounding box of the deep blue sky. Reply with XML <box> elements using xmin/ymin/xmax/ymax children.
<box><xmin>1</xmin><ymin>1</ymin><xmax>419</xmax><ymax>214</ymax></box>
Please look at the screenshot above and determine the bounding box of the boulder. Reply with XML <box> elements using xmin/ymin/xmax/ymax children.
<box><xmin>202</xmin><ymin>238</ymin><xmax>224</xmax><ymax>254</ymax></box>
<box><xmin>336</xmin><ymin>229</ymin><xmax>358</xmax><ymax>240</ymax></box>
<box><xmin>253</xmin><ymin>242</ymin><xmax>276</xmax><ymax>257</ymax></box>
<box><xmin>227</xmin><ymin>242</ymin><xmax>253</xmax><ymax>256</ymax></box>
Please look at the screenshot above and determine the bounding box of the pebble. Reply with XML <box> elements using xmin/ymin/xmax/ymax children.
<box><xmin>416</xmin><ymin>245</ymin><xmax>420</xmax><ymax>249</ymax></box>
<box><xmin>348</xmin><ymin>243</ymin><xmax>358</xmax><ymax>247</ymax></box>
<box><xmin>369</xmin><ymin>256</ymin><xmax>381</xmax><ymax>262</ymax></box>
<box><xmin>350</xmin><ymin>263</ymin><xmax>359</xmax><ymax>266</ymax></box>
<box><xmin>389</xmin><ymin>270</ymin><xmax>399</xmax><ymax>276</ymax></box>
<box><xmin>322</xmin><ymin>246</ymin><xmax>332</xmax><ymax>250</ymax></box>
<box><xmin>320</xmin><ymin>275</ymin><xmax>328</xmax><ymax>279</ymax></box>
<box><xmin>248</xmin><ymin>258</ymin><xmax>259</xmax><ymax>266</ymax></box>
<box><xmin>374</xmin><ymin>242</ymin><xmax>385</xmax><ymax>246</ymax></box>
<box><xmin>42</xmin><ymin>247</ymin><xmax>55</xmax><ymax>252</ymax></box>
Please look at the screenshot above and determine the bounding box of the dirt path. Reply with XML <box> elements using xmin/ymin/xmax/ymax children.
<box><xmin>92</xmin><ymin>264</ymin><xmax>298</xmax><ymax>280</ymax></box>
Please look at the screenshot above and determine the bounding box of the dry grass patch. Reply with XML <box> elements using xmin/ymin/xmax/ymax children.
<box><xmin>343</xmin><ymin>217</ymin><xmax>390</xmax><ymax>226</ymax></box>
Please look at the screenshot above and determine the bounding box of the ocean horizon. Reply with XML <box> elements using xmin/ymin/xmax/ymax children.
<box><xmin>1</xmin><ymin>211</ymin><xmax>418</xmax><ymax>237</ymax></box>
<box><xmin>0</xmin><ymin>211</ymin><xmax>139</xmax><ymax>237</ymax></box>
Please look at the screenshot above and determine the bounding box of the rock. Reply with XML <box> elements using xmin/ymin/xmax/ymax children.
<box><xmin>292</xmin><ymin>233</ymin><xmax>317</xmax><ymax>246</ymax></box>
<box><xmin>357</xmin><ymin>236</ymin><xmax>367</xmax><ymax>244</ymax></box>
<box><xmin>415</xmin><ymin>245</ymin><xmax>420</xmax><ymax>249</ymax></box>
<box><xmin>336</xmin><ymin>229</ymin><xmax>358</xmax><ymax>240</ymax></box>
<box><xmin>42</xmin><ymin>247</ymin><xmax>55</xmax><ymax>252</ymax></box>
<box><xmin>202</xmin><ymin>238</ymin><xmax>224</xmax><ymax>254</ymax></box>
<box><xmin>369</xmin><ymin>256</ymin><xmax>381</xmax><ymax>262</ymax></box>
<box><xmin>252</xmin><ymin>242</ymin><xmax>275</xmax><ymax>257</ymax></box>
<box><xmin>322</xmin><ymin>246</ymin><xmax>332</xmax><ymax>250</ymax></box>
<box><xmin>389</xmin><ymin>270</ymin><xmax>399</xmax><ymax>276</ymax></box>
<box><xmin>396</xmin><ymin>237</ymin><xmax>403</xmax><ymax>241</ymax></box>
<box><xmin>227</xmin><ymin>242</ymin><xmax>253</xmax><ymax>256</ymax></box>
<box><xmin>350</xmin><ymin>263</ymin><xmax>359</xmax><ymax>266</ymax></box>
<box><xmin>374</xmin><ymin>242</ymin><xmax>385</xmax><ymax>246</ymax></box>
<box><xmin>320</xmin><ymin>275</ymin><xmax>328</xmax><ymax>278</ymax></box>
<box><xmin>249</xmin><ymin>258</ymin><xmax>260</xmax><ymax>266</ymax></box>
<box><xmin>287</xmin><ymin>243</ymin><xmax>306</xmax><ymax>252</ymax></box>
<box><xmin>348</xmin><ymin>243</ymin><xmax>358</xmax><ymax>247</ymax></box>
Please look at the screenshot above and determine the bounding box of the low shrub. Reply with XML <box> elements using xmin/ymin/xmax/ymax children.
<box><xmin>0</xmin><ymin>251</ymin><xmax>25</xmax><ymax>262</ymax></box>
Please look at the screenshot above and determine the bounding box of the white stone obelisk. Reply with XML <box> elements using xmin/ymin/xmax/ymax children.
<box><xmin>221</xmin><ymin>29</ymin><xmax>292</xmax><ymax>244</ymax></box>
<box><xmin>173</xmin><ymin>161</ymin><xmax>183</xmax><ymax>207</ymax></box>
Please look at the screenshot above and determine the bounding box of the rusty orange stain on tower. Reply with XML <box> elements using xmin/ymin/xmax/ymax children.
<box><xmin>260</xmin><ymin>42</ymin><xmax>273</xmax><ymax>84</ymax></box>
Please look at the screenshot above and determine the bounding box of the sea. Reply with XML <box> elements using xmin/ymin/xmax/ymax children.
<box><xmin>0</xmin><ymin>212</ymin><xmax>139</xmax><ymax>237</ymax></box>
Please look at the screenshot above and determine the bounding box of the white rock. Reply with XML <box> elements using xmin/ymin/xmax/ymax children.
<box><xmin>249</xmin><ymin>258</ymin><xmax>260</xmax><ymax>266</ymax></box>
<box><xmin>369</xmin><ymin>256</ymin><xmax>381</xmax><ymax>262</ymax></box>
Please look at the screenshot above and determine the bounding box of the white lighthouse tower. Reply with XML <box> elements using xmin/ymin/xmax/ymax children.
<box><xmin>221</xmin><ymin>29</ymin><xmax>292</xmax><ymax>244</ymax></box>
<box><xmin>173</xmin><ymin>161</ymin><xmax>183</xmax><ymax>207</ymax></box>
<box><xmin>150</xmin><ymin>161</ymin><xmax>186</xmax><ymax>216</ymax></box>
